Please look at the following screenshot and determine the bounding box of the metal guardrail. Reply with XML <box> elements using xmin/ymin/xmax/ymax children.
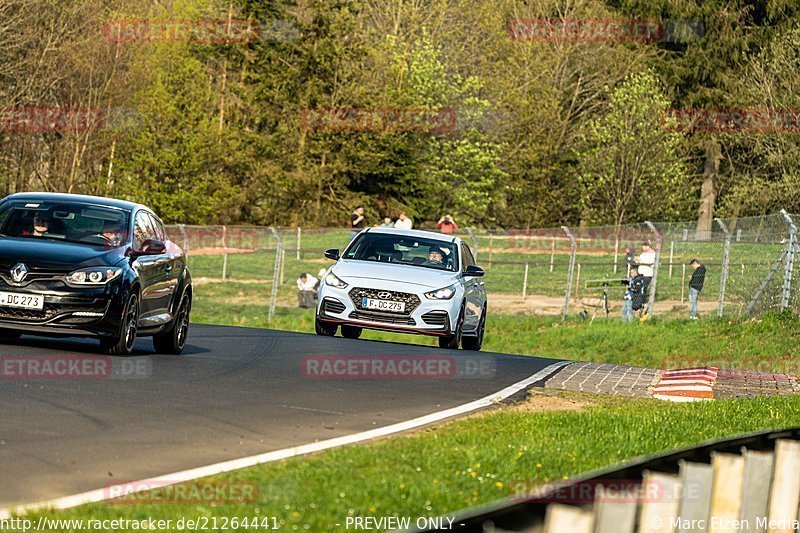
<box><xmin>413</xmin><ymin>428</ymin><xmax>800</xmax><ymax>532</ymax></box>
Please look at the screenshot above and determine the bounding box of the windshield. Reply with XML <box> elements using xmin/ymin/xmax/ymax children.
<box><xmin>343</xmin><ymin>232</ymin><xmax>458</xmax><ymax>272</ymax></box>
<box><xmin>0</xmin><ymin>200</ymin><xmax>131</xmax><ymax>248</ymax></box>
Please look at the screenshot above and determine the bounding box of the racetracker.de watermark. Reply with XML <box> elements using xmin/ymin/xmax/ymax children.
<box><xmin>0</xmin><ymin>355</ymin><xmax>152</xmax><ymax>380</ymax></box>
<box><xmin>508</xmin><ymin>18</ymin><xmax>703</xmax><ymax>43</ymax></box>
<box><xmin>302</xmin><ymin>355</ymin><xmax>495</xmax><ymax>380</ymax></box>
<box><xmin>300</xmin><ymin>108</ymin><xmax>457</xmax><ymax>133</ymax></box>
<box><xmin>0</xmin><ymin>107</ymin><xmax>141</xmax><ymax>133</ymax></box>
<box><xmin>509</xmin><ymin>478</ymin><xmax>693</xmax><ymax>503</ymax></box>
<box><xmin>662</xmin><ymin>108</ymin><xmax>800</xmax><ymax>133</ymax></box>
<box><xmin>104</xmin><ymin>480</ymin><xmax>258</xmax><ymax>505</ymax></box>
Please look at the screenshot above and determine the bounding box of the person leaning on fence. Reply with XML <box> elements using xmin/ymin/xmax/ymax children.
<box><xmin>688</xmin><ymin>259</ymin><xmax>706</xmax><ymax>319</ymax></box>
<box><xmin>296</xmin><ymin>273</ymin><xmax>317</xmax><ymax>308</ymax></box>
<box><xmin>621</xmin><ymin>266</ymin><xmax>646</xmax><ymax>322</ymax></box>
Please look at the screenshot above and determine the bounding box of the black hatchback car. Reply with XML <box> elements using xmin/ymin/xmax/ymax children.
<box><xmin>0</xmin><ymin>193</ymin><xmax>192</xmax><ymax>355</ymax></box>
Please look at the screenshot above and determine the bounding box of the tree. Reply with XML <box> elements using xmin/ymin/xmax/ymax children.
<box><xmin>576</xmin><ymin>71</ymin><xmax>690</xmax><ymax>229</ymax></box>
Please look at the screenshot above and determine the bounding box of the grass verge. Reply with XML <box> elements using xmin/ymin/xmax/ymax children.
<box><xmin>26</xmin><ymin>394</ymin><xmax>800</xmax><ymax>531</ymax></box>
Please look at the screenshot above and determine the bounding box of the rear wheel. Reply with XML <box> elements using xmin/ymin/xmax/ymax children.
<box><xmin>102</xmin><ymin>293</ymin><xmax>139</xmax><ymax>355</ymax></box>
<box><xmin>462</xmin><ymin>306</ymin><xmax>486</xmax><ymax>351</ymax></box>
<box><xmin>315</xmin><ymin>317</ymin><xmax>338</xmax><ymax>336</ymax></box>
<box><xmin>439</xmin><ymin>307</ymin><xmax>464</xmax><ymax>349</ymax></box>
<box><xmin>153</xmin><ymin>293</ymin><xmax>191</xmax><ymax>354</ymax></box>
<box><xmin>341</xmin><ymin>325</ymin><xmax>362</xmax><ymax>339</ymax></box>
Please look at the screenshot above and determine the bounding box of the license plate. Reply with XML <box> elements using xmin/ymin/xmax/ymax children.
<box><xmin>362</xmin><ymin>297</ymin><xmax>406</xmax><ymax>313</ymax></box>
<box><xmin>0</xmin><ymin>292</ymin><xmax>44</xmax><ymax>310</ymax></box>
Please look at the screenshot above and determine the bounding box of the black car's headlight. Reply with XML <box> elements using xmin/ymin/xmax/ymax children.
<box><xmin>66</xmin><ymin>267</ymin><xmax>122</xmax><ymax>286</ymax></box>
<box><xmin>324</xmin><ymin>272</ymin><xmax>348</xmax><ymax>289</ymax></box>
<box><xmin>424</xmin><ymin>284</ymin><xmax>457</xmax><ymax>300</ymax></box>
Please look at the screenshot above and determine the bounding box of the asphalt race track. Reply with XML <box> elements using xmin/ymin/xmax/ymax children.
<box><xmin>0</xmin><ymin>324</ymin><xmax>565</xmax><ymax>508</ymax></box>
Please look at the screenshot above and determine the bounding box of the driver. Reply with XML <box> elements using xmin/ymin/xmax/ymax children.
<box><xmin>101</xmin><ymin>221</ymin><xmax>123</xmax><ymax>247</ymax></box>
<box><xmin>425</xmin><ymin>246</ymin><xmax>445</xmax><ymax>266</ymax></box>
<box><xmin>32</xmin><ymin>215</ymin><xmax>50</xmax><ymax>237</ymax></box>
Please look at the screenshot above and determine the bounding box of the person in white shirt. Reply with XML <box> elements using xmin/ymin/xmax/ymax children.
<box><xmin>394</xmin><ymin>212</ymin><xmax>413</xmax><ymax>230</ymax></box>
<box><xmin>635</xmin><ymin>242</ymin><xmax>656</xmax><ymax>286</ymax></box>
<box><xmin>296</xmin><ymin>273</ymin><xmax>317</xmax><ymax>308</ymax></box>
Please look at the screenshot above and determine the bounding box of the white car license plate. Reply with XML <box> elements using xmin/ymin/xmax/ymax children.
<box><xmin>363</xmin><ymin>298</ymin><xmax>405</xmax><ymax>313</ymax></box>
<box><xmin>0</xmin><ymin>292</ymin><xmax>44</xmax><ymax>310</ymax></box>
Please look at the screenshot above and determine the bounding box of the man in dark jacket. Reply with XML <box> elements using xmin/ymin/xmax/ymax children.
<box><xmin>621</xmin><ymin>266</ymin><xmax>646</xmax><ymax>322</ymax></box>
<box><xmin>688</xmin><ymin>259</ymin><xmax>706</xmax><ymax>319</ymax></box>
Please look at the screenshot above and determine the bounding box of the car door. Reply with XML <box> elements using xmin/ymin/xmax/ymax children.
<box><xmin>461</xmin><ymin>243</ymin><xmax>484</xmax><ymax>330</ymax></box>
<box><xmin>148</xmin><ymin>213</ymin><xmax>179</xmax><ymax>314</ymax></box>
<box><xmin>132</xmin><ymin>211</ymin><xmax>165</xmax><ymax>319</ymax></box>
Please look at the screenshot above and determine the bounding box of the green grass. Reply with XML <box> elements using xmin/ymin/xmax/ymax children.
<box><xmin>193</xmin><ymin>281</ymin><xmax>800</xmax><ymax>373</ymax></box>
<box><xmin>26</xmin><ymin>395</ymin><xmax>800</xmax><ymax>531</ymax></box>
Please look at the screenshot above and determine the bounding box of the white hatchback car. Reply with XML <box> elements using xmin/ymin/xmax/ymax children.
<box><xmin>315</xmin><ymin>228</ymin><xmax>487</xmax><ymax>350</ymax></box>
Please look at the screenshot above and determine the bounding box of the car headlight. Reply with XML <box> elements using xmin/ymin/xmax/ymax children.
<box><xmin>324</xmin><ymin>272</ymin><xmax>348</xmax><ymax>289</ymax></box>
<box><xmin>66</xmin><ymin>267</ymin><xmax>122</xmax><ymax>286</ymax></box>
<box><xmin>424</xmin><ymin>284</ymin><xmax>457</xmax><ymax>300</ymax></box>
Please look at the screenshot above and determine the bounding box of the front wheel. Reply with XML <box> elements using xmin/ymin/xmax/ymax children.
<box><xmin>462</xmin><ymin>307</ymin><xmax>486</xmax><ymax>351</ymax></box>
<box><xmin>102</xmin><ymin>293</ymin><xmax>139</xmax><ymax>355</ymax></box>
<box><xmin>315</xmin><ymin>317</ymin><xmax>338</xmax><ymax>336</ymax></box>
<box><xmin>439</xmin><ymin>307</ymin><xmax>463</xmax><ymax>349</ymax></box>
<box><xmin>341</xmin><ymin>325</ymin><xmax>362</xmax><ymax>339</ymax></box>
<box><xmin>153</xmin><ymin>293</ymin><xmax>191</xmax><ymax>354</ymax></box>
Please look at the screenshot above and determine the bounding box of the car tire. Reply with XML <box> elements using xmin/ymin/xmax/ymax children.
<box><xmin>462</xmin><ymin>306</ymin><xmax>486</xmax><ymax>351</ymax></box>
<box><xmin>153</xmin><ymin>293</ymin><xmax>191</xmax><ymax>354</ymax></box>
<box><xmin>102</xmin><ymin>293</ymin><xmax>139</xmax><ymax>356</ymax></box>
<box><xmin>341</xmin><ymin>325</ymin><xmax>362</xmax><ymax>339</ymax></box>
<box><xmin>439</xmin><ymin>306</ymin><xmax>464</xmax><ymax>349</ymax></box>
<box><xmin>315</xmin><ymin>317</ymin><xmax>338</xmax><ymax>336</ymax></box>
<box><xmin>0</xmin><ymin>329</ymin><xmax>21</xmax><ymax>341</ymax></box>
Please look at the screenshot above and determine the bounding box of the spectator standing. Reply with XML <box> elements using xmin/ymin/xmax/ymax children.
<box><xmin>688</xmin><ymin>259</ymin><xmax>706</xmax><ymax>319</ymax></box>
<box><xmin>436</xmin><ymin>214</ymin><xmax>458</xmax><ymax>234</ymax></box>
<box><xmin>621</xmin><ymin>266</ymin><xmax>645</xmax><ymax>322</ymax></box>
<box><xmin>635</xmin><ymin>242</ymin><xmax>656</xmax><ymax>288</ymax></box>
<box><xmin>394</xmin><ymin>212</ymin><xmax>413</xmax><ymax>230</ymax></box>
<box><xmin>296</xmin><ymin>273</ymin><xmax>317</xmax><ymax>308</ymax></box>
<box><xmin>380</xmin><ymin>217</ymin><xmax>395</xmax><ymax>228</ymax></box>
<box><xmin>350</xmin><ymin>206</ymin><xmax>365</xmax><ymax>240</ymax></box>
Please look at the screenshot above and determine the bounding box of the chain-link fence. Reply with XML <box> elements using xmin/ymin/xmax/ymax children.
<box><xmin>166</xmin><ymin>210</ymin><xmax>800</xmax><ymax>321</ymax></box>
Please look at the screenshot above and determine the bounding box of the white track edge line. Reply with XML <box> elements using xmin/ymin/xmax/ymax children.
<box><xmin>0</xmin><ymin>360</ymin><xmax>572</xmax><ymax>519</ymax></box>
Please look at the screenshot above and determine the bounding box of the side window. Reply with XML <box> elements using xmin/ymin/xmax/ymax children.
<box><xmin>461</xmin><ymin>244</ymin><xmax>476</xmax><ymax>270</ymax></box>
<box><xmin>148</xmin><ymin>213</ymin><xmax>166</xmax><ymax>242</ymax></box>
<box><xmin>133</xmin><ymin>211</ymin><xmax>155</xmax><ymax>249</ymax></box>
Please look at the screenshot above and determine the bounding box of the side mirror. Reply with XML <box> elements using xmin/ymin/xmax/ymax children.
<box><xmin>465</xmin><ymin>265</ymin><xmax>485</xmax><ymax>277</ymax></box>
<box><xmin>324</xmin><ymin>248</ymin><xmax>340</xmax><ymax>261</ymax></box>
<box><xmin>130</xmin><ymin>239</ymin><xmax>166</xmax><ymax>258</ymax></box>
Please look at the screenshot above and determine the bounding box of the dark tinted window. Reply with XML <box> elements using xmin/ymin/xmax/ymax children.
<box><xmin>343</xmin><ymin>232</ymin><xmax>459</xmax><ymax>272</ymax></box>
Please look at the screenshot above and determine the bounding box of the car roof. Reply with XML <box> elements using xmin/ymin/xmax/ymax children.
<box><xmin>2</xmin><ymin>192</ymin><xmax>146</xmax><ymax>212</ymax></box>
<box><xmin>365</xmin><ymin>227</ymin><xmax>460</xmax><ymax>244</ymax></box>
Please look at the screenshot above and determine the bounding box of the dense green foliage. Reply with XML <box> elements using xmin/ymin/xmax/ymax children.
<box><xmin>2</xmin><ymin>0</ymin><xmax>799</xmax><ymax>227</ymax></box>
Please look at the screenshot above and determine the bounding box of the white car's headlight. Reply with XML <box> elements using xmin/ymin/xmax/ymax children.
<box><xmin>325</xmin><ymin>272</ymin><xmax>348</xmax><ymax>289</ymax></box>
<box><xmin>66</xmin><ymin>267</ymin><xmax>122</xmax><ymax>286</ymax></box>
<box><xmin>424</xmin><ymin>284</ymin><xmax>457</xmax><ymax>300</ymax></box>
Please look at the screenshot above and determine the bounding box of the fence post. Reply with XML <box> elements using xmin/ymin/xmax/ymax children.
<box><xmin>668</xmin><ymin>241</ymin><xmax>674</xmax><ymax>278</ymax></box>
<box><xmin>613</xmin><ymin>236</ymin><xmax>619</xmax><ymax>274</ymax></box>
<box><xmin>715</xmin><ymin>218</ymin><xmax>732</xmax><ymax>317</ymax></box>
<box><xmin>488</xmin><ymin>235</ymin><xmax>494</xmax><ymax>267</ymax></box>
<box><xmin>268</xmin><ymin>227</ymin><xmax>283</xmax><ymax>321</ymax></box>
<box><xmin>221</xmin><ymin>225</ymin><xmax>228</xmax><ymax>280</ymax></box>
<box><xmin>562</xmin><ymin>226</ymin><xmax>577</xmax><ymax>319</ymax></box>
<box><xmin>466</xmin><ymin>227</ymin><xmax>479</xmax><ymax>259</ymax></box>
<box><xmin>522</xmin><ymin>263</ymin><xmax>529</xmax><ymax>301</ymax></box>
<box><xmin>645</xmin><ymin>221</ymin><xmax>663</xmax><ymax>316</ymax></box>
<box><xmin>550</xmin><ymin>237</ymin><xmax>555</xmax><ymax>273</ymax></box>
<box><xmin>296</xmin><ymin>227</ymin><xmax>301</xmax><ymax>260</ymax></box>
<box><xmin>780</xmin><ymin>210</ymin><xmax>797</xmax><ymax>312</ymax></box>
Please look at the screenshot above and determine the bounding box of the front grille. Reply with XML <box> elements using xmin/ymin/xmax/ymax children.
<box><xmin>348</xmin><ymin>287</ymin><xmax>421</xmax><ymax>316</ymax></box>
<box><xmin>0</xmin><ymin>300</ymin><xmax>107</xmax><ymax>324</ymax></box>
<box><xmin>349</xmin><ymin>311</ymin><xmax>416</xmax><ymax>326</ymax></box>
<box><xmin>322</xmin><ymin>297</ymin><xmax>346</xmax><ymax>315</ymax></box>
<box><xmin>421</xmin><ymin>310</ymin><xmax>449</xmax><ymax>327</ymax></box>
<box><xmin>0</xmin><ymin>264</ymin><xmax>69</xmax><ymax>288</ymax></box>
